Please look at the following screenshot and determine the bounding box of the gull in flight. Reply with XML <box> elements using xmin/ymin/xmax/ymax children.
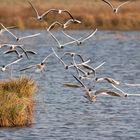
<box><xmin>102</xmin><ymin>0</ymin><xmax>130</xmax><ymax>13</ymax></box>
<box><xmin>28</xmin><ymin>0</ymin><xmax>74</xmax><ymax>21</ymax></box>
<box><xmin>0</xmin><ymin>58</ymin><xmax>22</xmax><ymax>72</ymax></box>
<box><xmin>4</xmin><ymin>47</ymin><xmax>37</xmax><ymax>59</ymax></box>
<box><xmin>47</xmin><ymin>19</ymin><xmax>81</xmax><ymax>31</ymax></box>
<box><xmin>94</xmin><ymin>76</ymin><xmax>127</xmax><ymax>95</ymax></box>
<box><xmin>62</xmin><ymin>28</ymin><xmax>98</xmax><ymax>45</ymax></box>
<box><xmin>0</xmin><ymin>23</ymin><xmax>40</xmax><ymax>42</ymax></box>
<box><xmin>94</xmin><ymin>89</ymin><xmax>127</xmax><ymax>97</ymax></box>
<box><xmin>61</xmin><ymin>52</ymin><xmax>86</xmax><ymax>62</ymax></box>
<box><xmin>1</xmin><ymin>44</ymin><xmax>34</xmax><ymax>59</ymax></box>
<box><xmin>20</xmin><ymin>52</ymin><xmax>53</xmax><ymax>73</ymax></box>
<box><xmin>95</xmin><ymin>89</ymin><xmax>140</xmax><ymax>98</ymax></box>
<box><xmin>73</xmin><ymin>75</ymin><xmax>96</xmax><ymax>102</ymax></box>
<box><xmin>95</xmin><ymin>77</ymin><xmax>120</xmax><ymax>86</ymax></box>
<box><xmin>48</xmin><ymin>31</ymin><xmax>79</xmax><ymax>49</ymax></box>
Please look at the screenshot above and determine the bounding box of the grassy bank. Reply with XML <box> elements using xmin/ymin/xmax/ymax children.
<box><xmin>0</xmin><ymin>76</ymin><xmax>36</xmax><ymax>127</ymax></box>
<box><xmin>0</xmin><ymin>0</ymin><xmax>140</xmax><ymax>30</ymax></box>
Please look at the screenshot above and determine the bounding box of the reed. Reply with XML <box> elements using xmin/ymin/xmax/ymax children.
<box><xmin>0</xmin><ymin>0</ymin><xmax>139</xmax><ymax>30</ymax></box>
<box><xmin>0</xmin><ymin>76</ymin><xmax>37</xmax><ymax>127</ymax></box>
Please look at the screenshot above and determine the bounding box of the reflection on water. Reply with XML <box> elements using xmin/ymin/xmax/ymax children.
<box><xmin>0</xmin><ymin>30</ymin><xmax>140</xmax><ymax>140</ymax></box>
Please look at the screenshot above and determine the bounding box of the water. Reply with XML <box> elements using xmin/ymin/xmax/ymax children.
<box><xmin>0</xmin><ymin>30</ymin><xmax>140</xmax><ymax>140</ymax></box>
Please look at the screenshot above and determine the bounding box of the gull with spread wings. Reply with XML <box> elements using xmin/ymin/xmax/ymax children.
<box><xmin>62</xmin><ymin>28</ymin><xmax>97</xmax><ymax>45</ymax></box>
<box><xmin>0</xmin><ymin>23</ymin><xmax>40</xmax><ymax>42</ymax></box>
<box><xmin>0</xmin><ymin>58</ymin><xmax>22</xmax><ymax>72</ymax></box>
<box><xmin>102</xmin><ymin>0</ymin><xmax>130</xmax><ymax>13</ymax></box>
<box><xmin>28</xmin><ymin>0</ymin><xmax>74</xmax><ymax>21</ymax></box>
<box><xmin>20</xmin><ymin>53</ymin><xmax>53</xmax><ymax>73</ymax></box>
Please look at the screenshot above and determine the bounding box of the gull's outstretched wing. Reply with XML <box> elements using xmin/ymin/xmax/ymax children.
<box><xmin>28</xmin><ymin>0</ymin><xmax>39</xmax><ymax>17</ymax></box>
<box><xmin>117</xmin><ymin>1</ymin><xmax>130</xmax><ymax>9</ymax></box>
<box><xmin>102</xmin><ymin>0</ymin><xmax>114</xmax><ymax>9</ymax></box>
<box><xmin>6</xmin><ymin>58</ymin><xmax>22</xmax><ymax>67</ymax></box>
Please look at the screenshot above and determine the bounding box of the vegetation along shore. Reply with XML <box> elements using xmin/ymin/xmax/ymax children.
<box><xmin>0</xmin><ymin>0</ymin><xmax>140</xmax><ymax>30</ymax></box>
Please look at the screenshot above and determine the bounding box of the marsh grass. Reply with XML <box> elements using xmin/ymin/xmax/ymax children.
<box><xmin>0</xmin><ymin>0</ymin><xmax>139</xmax><ymax>30</ymax></box>
<box><xmin>0</xmin><ymin>76</ymin><xmax>37</xmax><ymax>127</ymax></box>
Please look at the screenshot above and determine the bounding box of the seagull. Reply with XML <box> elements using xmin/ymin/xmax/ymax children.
<box><xmin>72</xmin><ymin>55</ymin><xmax>90</xmax><ymax>80</ymax></box>
<box><xmin>95</xmin><ymin>89</ymin><xmax>140</xmax><ymax>97</ymax></box>
<box><xmin>94</xmin><ymin>76</ymin><xmax>127</xmax><ymax>96</ymax></box>
<box><xmin>28</xmin><ymin>0</ymin><xmax>74</xmax><ymax>21</ymax></box>
<box><xmin>20</xmin><ymin>52</ymin><xmax>53</xmax><ymax>73</ymax></box>
<box><xmin>61</xmin><ymin>52</ymin><xmax>86</xmax><ymax>63</ymax></box>
<box><xmin>48</xmin><ymin>31</ymin><xmax>79</xmax><ymax>49</ymax></box>
<box><xmin>95</xmin><ymin>77</ymin><xmax>120</xmax><ymax>85</ymax></box>
<box><xmin>47</xmin><ymin>19</ymin><xmax>81</xmax><ymax>31</ymax></box>
<box><xmin>102</xmin><ymin>0</ymin><xmax>130</xmax><ymax>13</ymax></box>
<box><xmin>4</xmin><ymin>48</ymin><xmax>37</xmax><ymax>59</ymax></box>
<box><xmin>0</xmin><ymin>23</ymin><xmax>40</xmax><ymax>42</ymax></box>
<box><xmin>52</xmin><ymin>48</ymin><xmax>69</xmax><ymax>69</ymax></box>
<box><xmin>73</xmin><ymin>75</ymin><xmax>96</xmax><ymax>102</ymax></box>
<box><xmin>62</xmin><ymin>28</ymin><xmax>98</xmax><ymax>45</ymax></box>
<box><xmin>47</xmin><ymin>21</ymin><xmax>63</xmax><ymax>31</ymax></box>
<box><xmin>94</xmin><ymin>89</ymin><xmax>127</xmax><ymax>97</ymax></box>
<box><xmin>68</xmin><ymin>59</ymin><xmax>91</xmax><ymax>68</ymax></box>
<box><xmin>0</xmin><ymin>58</ymin><xmax>22</xmax><ymax>72</ymax></box>
<box><xmin>2</xmin><ymin>44</ymin><xmax>30</xmax><ymax>59</ymax></box>
<box><xmin>63</xmin><ymin>19</ymin><xmax>81</xmax><ymax>29</ymax></box>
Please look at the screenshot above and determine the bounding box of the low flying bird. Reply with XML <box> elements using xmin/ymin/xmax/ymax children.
<box><xmin>94</xmin><ymin>76</ymin><xmax>127</xmax><ymax>96</ymax></box>
<box><xmin>28</xmin><ymin>0</ymin><xmax>74</xmax><ymax>21</ymax></box>
<box><xmin>4</xmin><ymin>48</ymin><xmax>37</xmax><ymax>59</ymax></box>
<box><xmin>62</xmin><ymin>28</ymin><xmax>98</xmax><ymax>45</ymax></box>
<box><xmin>73</xmin><ymin>75</ymin><xmax>96</xmax><ymax>102</ymax></box>
<box><xmin>81</xmin><ymin>61</ymin><xmax>106</xmax><ymax>77</ymax></box>
<box><xmin>0</xmin><ymin>23</ymin><xmax>40</xmax><ymax>42</ymax></box>
<box><xmin>20</xmin><ymin>52</ymin><xmax>53</xmax><ymax>73</ymax></box>
<box><xmin>2</xmin><ymin>44</ymin><xmax>30</xmax><ymax>59</ymax></box>
<box><xmin>102</xmin><ymin>0</ymin><xmax>130</xmax><ymax>13</ymax></box>
<box><xmin>95</xmin><ymin>89</ymin><xmax>140</xmax><ymax>98</ymax></box>
<box><xmin>47</xmin><ymin>19</ymin><xmax>81</xmax><ymax>31</ymax></box>
<box><xmin>61</xmin><ymin>52</ymin><xmax>86</xmax><ymax>63</ymax></box>
<box><xmin>48</xmin><ymin>31</ymin><xmax>79</xmax><ymax>49</ymax></box>
<box><xmin>95</xmin><ymin>77</ymin><xmax>120</xmax><ymax>85</ymax></box>
<box><xmin>94</xmin><ymin>89</ymin><xmax>127</xmax><ymax>97</ymax></box>
<box><xmin>0</xmin><ymin>58</ymin><xmax>22</xmax><ymax>72</ymax></box>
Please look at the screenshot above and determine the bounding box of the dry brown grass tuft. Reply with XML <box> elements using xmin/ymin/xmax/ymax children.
<box><xmin>0</xmin><ymin>76</ymin><xmax>37</xmax><ymax>127</ymax></box>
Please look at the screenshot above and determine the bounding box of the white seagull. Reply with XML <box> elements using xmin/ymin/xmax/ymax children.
<box><xmin>48</xmin><ymin>31</ymin><xmax>79</xmax><ymax>49</ymax></box>
<box><xmin>2</xmin><ymin>44</ymin><xmax>30</xmax><ymax>59</ymax></box>
<box><xmin>4</xmin><ymin>48</ymin><xmax>37</xmax><ymax>59</ymax></box>
<box><xmin>62</xmin><ymin>28</ymin><xmax>98</xmax><ymax>45</ymax></box>
<box><xmin>47</xmin><ymin>19</ymin><xmax>81</xmax><ymax>31</ymax></box>
<box><xmin>102</xmin><ymin>0</ymin><xmax>130</xmax><ymax>13</ymax></box>
<box><xmin>0</xmin><ymin>23</ymin><xmax>40</xmax><ymax>42</ymax></box>
<box><xmin>28</xmin><ymin>0</ymin><xmax>74</xmax><ymax>21</ymax></box>
<box><xmin>20</xmin><ymin>52</ymin><xmax>53</xmax><ymax>73</ymax></box>
<box><xmin>0</xmin><ymin>58</ymin><xmax>22</xmax><ymax>72</ymax></box>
